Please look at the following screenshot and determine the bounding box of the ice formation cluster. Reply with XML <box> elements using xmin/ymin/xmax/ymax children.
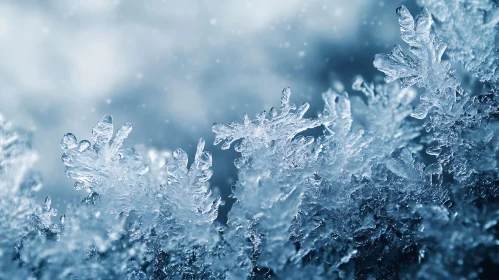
<box><xmin>1</xmin><ymin>2</ymin><xmax>498</xmax><ymax>279</ymax></box>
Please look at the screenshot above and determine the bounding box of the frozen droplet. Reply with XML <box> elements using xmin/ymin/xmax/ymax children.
<box><xmin>78</xmin><ymin>140</ymin><xmax>91</xmax><ymax>152</ymax></box>
<box><xmin>173</xmin><ymin>148</ymin><xmax>188</xmax><ymax>167</ymax></box>
<box><xmin>281</xmin><ymin>87</ymin><xmax>292</xmax><ymax>111</ymax></box>
<box><xmin>61</xmin><ymin>133</ymin><xmax>78</xmax><ymax>150</ymax></box>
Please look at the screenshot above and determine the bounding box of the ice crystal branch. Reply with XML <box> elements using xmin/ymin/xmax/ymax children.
<box><xmin>159</xmin><ymin>138</ymin><xmax>221</xmax><ymax>237</ymax></box>
<box><xmin>1</xmin><ymin>1</ymin><xmax>499</xmax><ymax>279</ymax></box>
<box><xmin>0</xmin><ymin>115</ymin><xmax>55</xmax><ymax>279</ymax></box>
<box><xmin>0</xmin><ymin>115</ymin><xmax>39</xmax><ymax>194</ymax></box>
<box><xmin>375</xmin><ymin>6</ymin><xmax>498</xmax><ymax>183</ymax></box>
<box><xmin>213</xmin><ymin>88</ymin><xmax>321</xmax><ymax>277</ymax></box>
<box><xmin>213</xmin><ymin>87</ymin><xmax>321</xmax><ymax>168</ymax></box>
<box><xmin>61</xmin><ymin>115</ymin><xmax>149</xmax><ymax>193</ymax></box>
<box><xmin>374</xmin><ymin>6</ymin><xmax>459</xmax><ymax>119</ymax></box>
<box><xmin>419</xmin><ymin>0</ymin><xmax>499</xmax><ymax>85</ymax></box>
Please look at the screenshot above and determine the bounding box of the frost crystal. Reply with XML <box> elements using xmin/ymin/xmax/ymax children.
<box><xmin>373</xmin><ymin>5</ymin><xmax>499</xmax><ymax>278</ymax></box>
<box><xmin>213</xmin><ymin>87</ymin><xmax>321</xmax><ymax>168</ymax></box>
<box><xmin>213</xmin><ymin>88</ymin><xmax>321</xmax><ymax>277</ymax></box>
<box><xmin>211</xmin><ymin>84</ymin><xmax>444</xmax><ymax>278</ymax></box>
<box><xmin>4</xmin><ymin>115</ymin><xmax>224</xmax><ymax>279</ymax></box>
<box><xmin>419</xmin><ymin>0</ymin><xmax>499</xmax><ymax>85</ymax></box>
<box><xmin>162</xmin><ymin>139</ymin><xmax>220</xmax><ymax>226</ymax></box>
<box><xmin>1</xmin><ymin>1</ymin><xmax>499</xmax><ymax>279</ymax></box>
<box><xmin>61</xmin><ymin>115</ymin><xmax>148</xmax><ymax>194</ymax></box>
<box><xmin>0</xmin><ymin>115</ymin><xmax>50</xmax><ymax>279</ymax></box>
<box><xmin>0</xmin><ymin>115</ymin><xmax>39</xmax><ymax>194</ymax></box>
<box><xmin>374</xmin><ymin>6</ymin><xmax>459</xmax><ymax>119</ymax></box>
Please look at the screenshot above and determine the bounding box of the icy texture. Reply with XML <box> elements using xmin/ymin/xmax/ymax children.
<box><xmin>61</xmin><ymin>115</ymin><xmax>148</xmax><ymax>194</ymax></box>
<box><xmin>160</xmin><ymin>139</ymin><xmax>221</xmax><ymax>233</ymax></box>
<box><xmin>213</xmin><ymin>89</ymin><xmax>321</xmax><ymax>277</ymax></box>
<box><xmin>0</xmin><ymin>115</ymin><xmax>52</xmax><ymax>279</ymax></box>
<box><xmin>1</xmin><ymin>3</ymin><xmax>498</xmax><ymax>280</ymax></box>
<box><xmin>10</xmin><ymin>116</ymin><xmax>221</xmax><ymax>279</ymax></box>
<box><xmin>374</xmin><ymin>5</ymin><xmax>499</xmax><ymax>278</ymax></box>
<box><xmin>374</xmin><ymin>6</ymin><xmax>459</xmax><ymax>120</ymax></box>
<box><xmin>0</xmin><ymin>115</ymin><xmax>39</xmax><ymax>194</ymax></box>
<box><xmin>213</xmin><ymin>87</ymin><xmax>321</xmax><ymax>169</ymax></box>
<box><xmin>375</xmin><ymin>5</ymin><xmax>498</xmax><ymax>182</ymax></box>
<box><xmin>419</xmin><ymin>0</ymin><xmax>499</xmax><ymax>85</ymax></box>
<box><xmin>213</xmin><ymin>85</ymin><xmax>449</xmax><ymax>278</ymax></box>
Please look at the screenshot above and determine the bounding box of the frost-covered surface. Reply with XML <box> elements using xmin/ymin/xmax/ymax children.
<box><xmin>418</xmin><ymin>0</ymin><xmax>499</xmax><ymax>85</ymax></box>
<box><xmin>0</xmin><ymin>2</ymin><xmax>498</xmax><ymax>280</ymax></box>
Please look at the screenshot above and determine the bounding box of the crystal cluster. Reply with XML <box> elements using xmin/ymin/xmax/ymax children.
<box><xmin>0</xmin><ymin>2</ymin><xmax>498</xmax><ymax>279</ymax></box>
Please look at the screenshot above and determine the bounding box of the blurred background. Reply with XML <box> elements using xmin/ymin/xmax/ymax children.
<box><xmin>0</xmin><ymin>0</ymin><xmax>419</xmax><ymax>217</ymax></box>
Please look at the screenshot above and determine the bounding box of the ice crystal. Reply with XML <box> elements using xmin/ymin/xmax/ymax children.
<box><xmin>0</xmin><ymin>115</ymin><xmax>48</xmax><ymax>279</ymax></box>
<box><xmin>376</xmin><ymin>5</ymin><xmax>499</xmax><ymax>184</ymax></box>
<box><xmin>419</xmin><ymin>0</ymin><xmax>499</xmax><ymax>85</ymax></box>
<box><xmin>1</xmin><ymin>1</ymin><xmax>499</xmax><ymax>279</ymax></box>
<box><xmin>213</xmin><ymin>87</ymin><xmax>321</xmax><ymax>168</ymax></box>
<box><xmin>374</xmin><ymin>6</ymin><xmax>459</xmax><ymax>120</ymax></box>
<box><xmin>374</xmin><ymin>5</ymin><xmax>499</xmax><ymax>278</ymax></box>
<box><xmin>61</xmin><ymin>115</ymin><xmax>148</xmax><ymax>193</ymax></box>
<box><xmin>213</xmin><ymin>88</ymin><xmax>320</xmax><ymax>277</ymax></box>
<box><xmin>4</xmin><ymin>116</ymin><xmax>223</xmax><ymax>279</ymax></box>
<box><xmin>0</xmin><ymin>115</ymin><xmax>39</xmax><ymax>194</ymax></box>
<box><xmin>212</xmin><ymin>84</ymin><xmax>446</xmax><ymax>278</ymax></box>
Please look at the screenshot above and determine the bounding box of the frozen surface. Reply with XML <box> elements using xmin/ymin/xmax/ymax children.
<box><xmin>0</xmin><ymin>1</ymin><xmax>498</xmax><ymax>279</ymax></box>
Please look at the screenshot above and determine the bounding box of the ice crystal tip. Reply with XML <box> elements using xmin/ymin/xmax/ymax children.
<box><xmin>396</xmin><ymin>6</ymin><xmax>408</xmax><ymax>17</ymax></box>
<box><xmin>92</xmin><ymin>115</ymin><xmax>114</xmax><ymax>146</ymax></box>
<box><xmin>352</xmin><ymin>76</ymin><xmax>364</xmax><ymax>91</ymax></box>
<box><xmin>196</xmin><ymin>138</ymin><xmax>206</xmax><ymax>156</ymax></box>
<box><xmin>281</xmin><ymin>87</ymin><xmax>291</xmax><ymax>105</ymax></box>
<box><xmin>60</xmin><ymin>133</ymin><xmax>77</xmax><ymax>150</ymax></box>
<box><xmin>78</xmin><ymin>140</ymin><xmax>91</xmax><ymax>152</ymax></box>
<box><xmin>44</xmin><ymin>196</ymin><xmax>51</xmax><ymax>210</ymax></box>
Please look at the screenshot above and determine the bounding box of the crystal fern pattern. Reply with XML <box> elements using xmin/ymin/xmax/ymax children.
<box><xmin>0</xmin><ymin>2</ymin><xmax>498</xmax><ymax>279</ymax></box>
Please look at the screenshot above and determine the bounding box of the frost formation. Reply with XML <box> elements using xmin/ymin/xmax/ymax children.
<box><xmin>0</xmin><ymin>2</ymin><xmax>498</xmax><ymax>279</ymax></box>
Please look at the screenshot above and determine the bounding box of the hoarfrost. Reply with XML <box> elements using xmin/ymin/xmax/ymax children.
<box><xmin>0</xmin><ymin>2</ymin><xmax>498</xmax><ymax>279</ymax></box>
